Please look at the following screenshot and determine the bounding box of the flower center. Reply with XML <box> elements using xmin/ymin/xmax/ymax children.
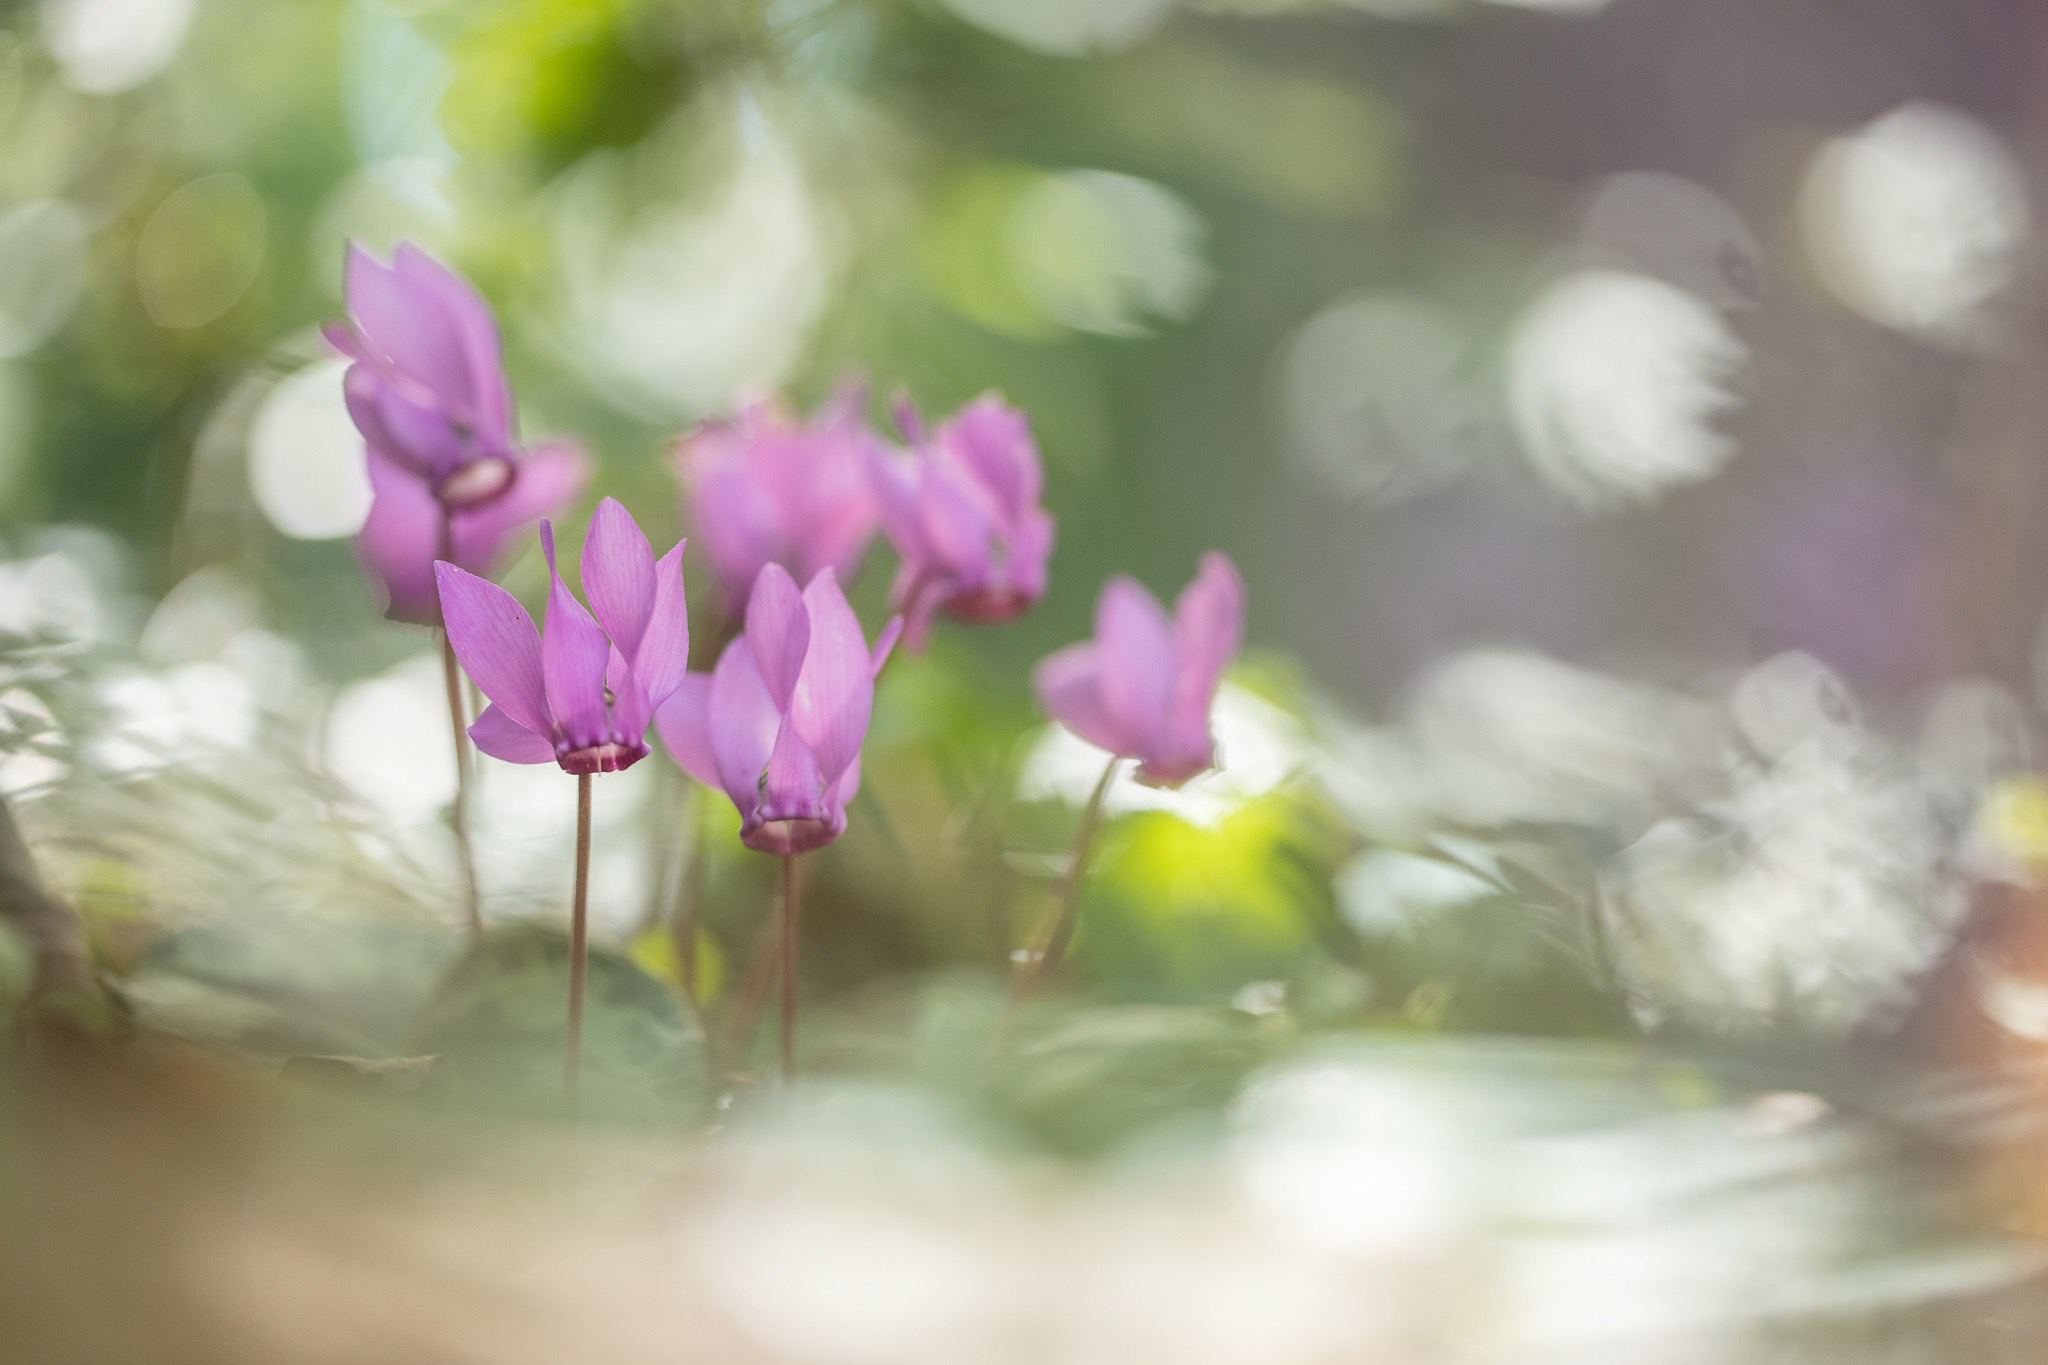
<box><xmin>436</xmin><ymin>455</ymin><xmax>516</xmax><ymax>509</ymax></box>
<box><xmin>556</xmin><ymin>739</ymin><xmax>646</xmax><ymax>775</ymax></box>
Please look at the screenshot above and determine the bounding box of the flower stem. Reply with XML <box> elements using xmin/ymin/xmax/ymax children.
<box><xmin>566</xmin><ymin>772</ymin><xmax>592</xmax><ymax>1109</ymax></box>
<box><xmin>1006</xmin><ymin>757</ymin><xmax>1119</xmax><ymax>1013</ymax></box>
<box><xmin>439</xmin><ymin>630</ymin><xmax>482</xmax><ymax>937</ymax></box>
<box><xmin>436</xmin><ymin>508</ymin><xmax>481</xmax><ymax>938</ymax></box>
<box><xmin>779</xmin><ymin>852</ymin><xmax>802</xmax><ymax>1085</ymax></box>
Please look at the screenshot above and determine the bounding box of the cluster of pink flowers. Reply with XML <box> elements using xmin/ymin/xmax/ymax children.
<box><xmin>335</xmin><ymin>242</ymin><xmax>1245</xmax><ymax>840</ymax></box>
<box><xmin>328</xmin><ymin>242</ymin><xmax>1244</xmax><ymax>1074</ymax></box>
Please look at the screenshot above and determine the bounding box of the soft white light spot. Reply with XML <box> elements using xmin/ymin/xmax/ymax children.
<box><xmin>559</xmin><ymin>101</ymin><xmax>832</xmax><ymax>421</ymax></box>
<box><xmin>1010</xmin><ymin>170</ymin><xmax>1209</xmax><ymax>337</ymax></box>
<box><xmin>1335</xmin><ymin>848</ymin><xmax>1496</xmax><ymax>936</ymax></box>
<box><xmin>0</xmin><ymin>200</ymin><xmax>87</xmax><ymax>358</ymax></box>
<box><xmin>1018</xmin><ymin>683</ymin><xmax>1307</xmax><ymax>828</ymax></box>
<box><xmin>1232</xmin><ymin>1060</ymin><xmax>1472</xmax><ymax>1252</ymax></box>
<box><xmin>0</xmin><ymin>550</ymin><xmax>105</xmax><ymax>641</ymax></box>
<box><xmin>0</xmin><ymin>751</ymin><xmax>67</xmax><ymax>799</ymax></box>
<box><xmin>1799</xmin><ymin>103</ymin><xmax>2026</xmax><ymax>344</ymax></box>
<box><xmin>1509</xmin><ymin>270</ymin><xmax>1745</xmax><ymax>509</ymax></box>
<box><xmin>93</xmin><ymin>663</ymin><xmax>256</xmax><ymax>774</ymax></box>
<box><xmin>249</xmin><ymin>361</ymin><xmax>373</xmax><ymax>540</ymax></box>
<box><xmin>470</xmin><ymin>756</ymin><xmax>653</xmax><ymax>932</ymax></box>
<box><xmin>42</xmin><ymin>0</ymin><xmax>193</xmax><ymax>94</ymax></box>
<box><xmin>935</xmin><ymin>0</ymin><xmax>1173</xmax><ymax>54</ymax></box>
<box><xmin>1281</xmin><ymin>295</ymin><xmax>1476</xmax><ymax>504</ymax></box>
<box><xmin>1984</xmin><ymin>974</ymin><xmax>2048</xmax><ymax>1042</ymax></box>
<box><xmin>325</xmin><ymin>654</ymin><xmax>456</xmax><ymax>826</ymax></box>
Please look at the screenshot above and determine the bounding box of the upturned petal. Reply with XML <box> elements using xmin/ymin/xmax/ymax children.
<box><xmin>916</xmin><ymin>465</ymin><xmax>996</xmax><ymax>579</ymax></box>
<box><xmin>790</xmin><ymin>569</ymin><xmax>872</xmax><ymax>785</ymax></box>
<box><xmin>653</xmin><ymin>673</ymin><xmax>719</xmax><ymax>788</ymax></box>
<box><xmin>707</xmin><ymin>637</ymin><xmax>781</xmax><ymax>820</ymax></box>
<box><xmin>581</xmin><ymin>497</ymin><xmax>656</xmax><ymax>659</ymax></box>
<box><xmin>604</xmin><ymin>647</ymin><xmax>654</xmax><ymax>756</ymax></box>
<box><xmin>469</xmin><ymin>703</ymin><xmax>556</xmax><ymax>764</ymax></box>
<box><xmin>345</xmin><ymin>243</ymin><xmax>477</xmax><ymax>412</ymax></box>
<box><xmin>539</xmin><ymin>521</ymin><xmax>611</xmax><ymax>750</ymax></box>
<box><xmin>356</xmin><ymin>447</ymin><xmax>446</xmax><ymax>624</ymax></box>
<box><xmin>434</xmin><ymin>561</ymin><xmax>551</xmax><ymax>737</ymax></box>
<box><xmin>1034</xmin><ymin>643</ymin><xmax>1138</xmax><ymax>756</ymax></box>
<box><xmin>1166</xmin><ymin>552</ymin><xmax>1245</xmax><ymax>755</ymax></box>
<box><xmin>744</xmin><ymin>562</ymin><xmax>810</xmax><ymax>711</ymax></box>
<box><xmin>941</xmin><ymin>395</ymin><xmax>1041</xmax><ymax>521</ymax></box>
<box><xmin>866</xmin><ymin>446</ymin><xmax>927</xmax><ymax>565</ymax></box>
<box><xmin>870</xmin><ymin>616</ymin><xmax>904</xmax><ymax>675</ymax></box>
<box><xmin>392</xmin><ymin>242</ymin><xmax>512</xmax><ymax>443</ymax></box>
<box><xmin>632</xmin><ymin>540</ymin><xmax>691</xmax><ymax>707</ymax></box>
<box><xmin>1094</xmin><ymin>577</ymin><xmax>1176</xmax><ymax>754</ymax></box>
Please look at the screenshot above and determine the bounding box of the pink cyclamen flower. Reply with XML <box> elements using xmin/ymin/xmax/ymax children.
<box><xmin>1033</xmin><ymin>554</ymin><xmax>1245</xmax><ymax>788</ymax></box>
<box><xmin>327</xmin><ymin>241</ymin><xmax>586</xmax><ymax>623</ymax></box>
<box><xmin>675</xmin><ymin>389</ymin><xmax>881</xmax><ymax>618</ymax></box>
<box><xmin>656</xmin><ymin>564</ymin><xmax>901</xmax><ymax>855</ymax></box>
<box><xmin>434</xmin><ymin>498</ymin><xmax>689</xmax><ymax>775</ymax></box>
<box><xmin>869</xmin><ymin>394</ymin><xmax>1055</xmax><ymax>651</ymax></box>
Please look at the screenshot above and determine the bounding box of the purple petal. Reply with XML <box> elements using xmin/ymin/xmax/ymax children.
<box><xmin>1094</xmin><ymin>577</ymin><xmax>1176</xmax><ymax>756</ymax></box>
<box><xmin>632</xmin><ymin>540</ymin><xmax>690</xmax><ymax>707</ymax></box>
<box><xmin>707</xmin><ymin>636</ymin><xmax>781</xmax><ymax>820</ymax></box>
<box><xmin>434</xmin><ymin>561</ymin><xmax>551</xmax><ymax>737</ymax></box>
<box><xmin>457</xmin><ymin>441</ymin><xmax>587</xmax><ymax>549</ymax></box>
<box><xmin>538</xmin><ymin>521</ymin><xmax>610</xmax><ymax>750</ymax></box>
<box><xmin>469</xmin><ymin>703</ymin><xmax>556</xmax><ymax>764</ymax></box>
<box><xmin>580</xmin><ymin>497</ymin><xmax>656</xmax><ymax>660</ymax></box>
<box><xmin>744</xmin><ymin>562</ymin><xmax>810</xmax><ymax>711</ymax></box>
<box><xmin>1004</xmin><ymin>507</ymin><xmax>1056</xmax><ymax>603</ymax></box>
<box><xmin>917</xmin><ymin>465</ymin><xmax>995</xmax><ymax>579</ymax></box>
<box><xmin>323</xmin><ymin>320</ymin><xmax>370</xmax><ymax>364</ymax></box>
<box><xmin>830</xmin><ymin>752</ymin><xmax>863</xmax><ymax>811</ymax></box>
<box><xmin>939</xmin><ymin>395</ymin><xmax>1041</xmax><ymax>521</ymax></box>
<box><xmin>789</xmin><ymin>568</ymin><xmax>872</xmax><ymax>785</ymax></box>
<box><xmin>1166</xmin><ymin>552</ymin><xmax>1246</xmax><ymax>752</ymax></box>
<box><xmin>1034</xmin><ymin>642</ymin><xmax>1137</xmax><ymax>756</ymax></box>
<box><xmin>653</xmin><ymin>673</ymin><xmax>719</xmax><ymax>787</ymax></box>
<box><xmin>345</xmin><ymin>243</ymin><xmax>477</xmax><ymax>413</ymax></box>
<box><xmin>678</xmin><ymin>422</ymin><xmax>781</xmax><ymax>608</ymax></box>
<box><xmin>606</xmin><ymin>647</ymin><xmax>653</xmax><ymax>749</ymax></box>
<box><xmin>393</xmin><ymin>242</ymin><xmax>512</xmax><ymax>444</ymax></box>
<box><xmin>866</xmin><ymin>445</ymin><xmax>928</xmax><ymax>566</ymax></box>
<box><xmin>871</xmin><ymin>615</ymin><xmax>904</xmax><ymax>675</ymax></box>
<box><xmin>761</xmin><ymin>718</ymin><xmax>826</xmax><ymax>816</ymax></box>
<box><xmin>355</xmin><ymin>447</ymin><xmax>445</xmax><ymax>625</ymax></box>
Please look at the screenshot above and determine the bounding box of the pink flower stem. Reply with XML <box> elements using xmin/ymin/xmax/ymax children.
<box><xmin>779</xmin><ymin>852</ymin><xmax>802</xmax><ymax>1085</ymax></box>
<box><xmin>437</xmin><ymin>510</ymin><xmax>482</xmax><ymax>937</ymax></box>
<box><xmin>1006</xmin><ymin>756</ymin><xmax>1120</xmax><ymax>1014</ymax></box>
<box><xmin>566</xmin><ymin>772</ymin><xmax>592</xmax><ymax>1109</ymax></box>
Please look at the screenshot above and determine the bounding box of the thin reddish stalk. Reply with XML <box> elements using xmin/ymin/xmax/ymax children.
<box><xmin>719</xmin><ymin>913</ymin><xmax>782</xmax><ymax>1077</ymax></box>
<box><xmin>1005</xmin><ymin>757</ymin><xmax>1119</xmax><ymax>1015</ymax></box>
<box><xmin>566</xmin><ymin>772</ymin><xmax>592</xmax><ymax>1108</ymax></box>
<box><xmin>779</xmin><ymin>853</ymin><xmax>802</xmax><ymax>1084</ymax></box>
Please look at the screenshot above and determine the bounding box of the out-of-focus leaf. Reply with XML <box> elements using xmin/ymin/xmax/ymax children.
<box><xmin>123</xmin><ymin>914</ymin><xmax>462</xmax><ymax>1057</ymax></box>
<box><xmin>411</xmin><ymin>922</ymin><xmax>709</xmax><ymax>1122</ymax></box>
<box><xmin>988</xmin><ymin>1004</ymin><xmax>1273</xmax><ymax>1155</ymax></box>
